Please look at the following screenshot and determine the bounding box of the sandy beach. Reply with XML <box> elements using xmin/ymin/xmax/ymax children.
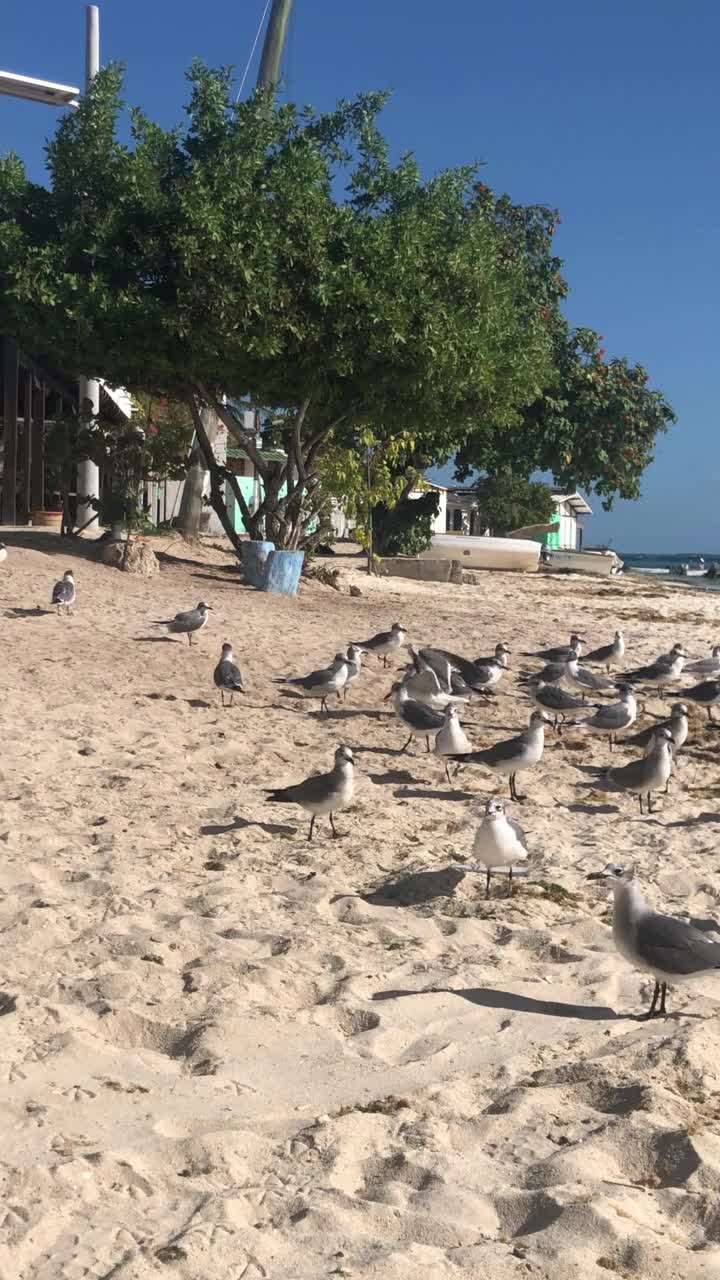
<box><xmin>2</xmin><ymin>531</ymin><xmax>720</xmax><ymax>1280</ymax></box>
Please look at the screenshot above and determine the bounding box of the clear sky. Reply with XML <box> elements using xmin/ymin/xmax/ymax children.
<box><xmin>2</xmin><ymin>0</ymin><xmax>718</xmax><ymax>551</ymax></box>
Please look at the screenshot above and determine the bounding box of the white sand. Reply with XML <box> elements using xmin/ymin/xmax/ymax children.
<box><xmin>1</xmin><ymin>533</ymin><xmax>720</xmax><ymax>1279</ymax></box>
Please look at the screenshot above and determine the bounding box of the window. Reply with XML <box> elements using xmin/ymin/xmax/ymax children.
<box><xmin>452</xmin><ymin>508</ymin><xmax>463</xmax><ymax>531</ymax></box>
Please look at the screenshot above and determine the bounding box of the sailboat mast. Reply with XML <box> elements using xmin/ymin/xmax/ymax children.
<box><xmin>256</xmin><ymin>0</ymin><xmax>295</xmax><ymax>90</ymax></box>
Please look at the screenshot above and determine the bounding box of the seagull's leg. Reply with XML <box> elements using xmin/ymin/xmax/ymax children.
<box><xmin>188</xmin><ymin>632</ymin><xmax>193</xmax><ymax>647</ymax></box>
<box><xmin>508</xmin><ymin>866</ymin><xmax>514</xmax><ymax>897</ymax></box>
<box><xmin>647</xmin><ymin>791</ymin><xmax>654</xmax><ymax>814</ymax></box>
<box><xmin>509</xmin><ymin>774</ymin><xmax>515</xmax><ymax>802</ymax></box>
<box><xmin>642</xmin><ymin>980</ymin><xmax>661</xmax><ymax>1018</ymax></box>
<box><xmin>425</xmin><ymin>736</ymin><xmax>431</xmax><ymax>753</ymax></box>
<box><xmin>639</xmin><ymin>794</ymin><xmax>644</xmax><ymax>816</ymax></box>
<box><xmin>659</xmin><ymin>982</ymin><xmax>668</xmax><ymax>1015</ymax></box>
<box><xmin>708</xmin><ymin>707</ymin><xmax>713</xmax><ymax>723</ymax></box>
<box><xmin>400</xmin><ymin>734</ymin><xmax>413</xmax><ymax>754</ymax></box>
<box><xmin>307</xmin><ymin>815</ymin><xmax>316</xmax><ymax>842</ymax></box>
<box><xmin>330</xmin><ymin>813</ymin><xmax>340</xmax><ymax>839</ymax></box>
<box><xmin>486</xmin><ymin>868</ymin><xmax>491</xmax><ymax>899</ymax></box>
<box><xmin>321</xmin><ymin>697</ymin><xmax>328</xmax><ymax>714</ymax></box>
<box><xmin>444</xmin><ymin>760</ymin><xmax>452</xmax><ymax>785</ymax></box>
<box><xmin>383</xmin><ymin>655</ymin><xmax>389</xmax><ymax>668</ymax></box>
<box><xmin>220</xmin><ymin>690</ymin><xmax>225</xmax><ymax>708</ymax></box>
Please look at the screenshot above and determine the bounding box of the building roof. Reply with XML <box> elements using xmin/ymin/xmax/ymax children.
<box><xmin>551</xmin><ymin>490</ymin><xmax>593</xmax><ymax>516</ymax></box>
<box><xmin>227</xmin><ymin>444</ymin><xmax>287</xmax><ymax>464</ymax></box>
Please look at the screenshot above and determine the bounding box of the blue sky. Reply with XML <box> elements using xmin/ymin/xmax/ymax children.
<box><xmin>2</xmin><ymin>0</ymin><xmax>718</xmax><ymax>551</ymax></box>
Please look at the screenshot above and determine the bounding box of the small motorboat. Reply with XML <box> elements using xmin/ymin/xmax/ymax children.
<box><xmin>542</xmin><ymin>548</ymin><xmax>624</xmax><ymax>578</ymax></box>
<box><xmin>420</xmin><ymin>533</ymin><xmax>541</xmax><ymax>572</ymax></box>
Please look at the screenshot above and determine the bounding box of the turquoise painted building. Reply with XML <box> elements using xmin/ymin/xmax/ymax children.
<box><xmin>225</xmin><ymin>444</ymin><xmax>287</xmax><ymax>534</ymax></box>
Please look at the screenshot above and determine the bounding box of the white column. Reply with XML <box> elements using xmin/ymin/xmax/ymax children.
<box><xmin>77</xmin><ymin>376</ymin><xmax>100</xmax><ymax>532</ymax></box>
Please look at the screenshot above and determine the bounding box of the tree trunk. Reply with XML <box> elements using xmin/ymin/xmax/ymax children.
<box><xmin>177</xmin><ymin>407</ymin><xmax>218</xmax><ymax>535</ymax></box>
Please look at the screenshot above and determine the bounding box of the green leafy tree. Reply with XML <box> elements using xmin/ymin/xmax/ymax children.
<box><xmin>0</xmin><ymin>64</ymin><xmax>556</xmax><ymax>552</ymax></box>
<box><xmin>456</xmin><ymin>327</ymin><xmax>676</xmax><ymax>509</ymax></box>
<box><xmin>475</xmin><ymin>474</ymin><xmax>555</xmax><ymax>535</ymax></box>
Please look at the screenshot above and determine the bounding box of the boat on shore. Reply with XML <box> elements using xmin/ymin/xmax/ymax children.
<box><xmin>541</xmin><ymin>547</ymin><xmax>624</xmax><ymax>577</ymax></box>
<box><xmin>421</xmin><ymin>533</ymin><xmax>541</xmax><ymax>572</ymax></box>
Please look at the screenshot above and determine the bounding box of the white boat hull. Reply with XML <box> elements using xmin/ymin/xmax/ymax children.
<box><xmin>421</xmin><ymin>534</ymin><xmax>540</xmax><ymax>572</ymax></box>
<box><xmin>543</xmin><ymin>549</ymin><xmax>623</xmax><ymax>577</ymax></box>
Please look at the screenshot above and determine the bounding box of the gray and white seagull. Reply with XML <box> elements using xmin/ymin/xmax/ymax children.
<box><xmin>584</xmin><ymin>629</ymin><xmax>625</xmax><ymax>672</ymax></box>
<box><xmin>265</xmin><ymin>745</ymin><xmax>355</xmax><ymax>841</ymax></box>
<box><xmin>587</xmin><ymin>863</ymin><xmax>720</xmax><ymax>1018</ymax></box>
<box><xmin>152</xmin><ymin>601</ymin><xmax>212</xmax><ymax>645</ymax></box>
<box><xmin>51</xmin><ymin>569</ymin><xmax>76</xmax><ymax>616</ymax></box>
<box><xmin>678</xmin><ymin>678</ymin><xmax>720</xmax><ymax>724</ymax></box>
<box><xmin>575</xmin><ymin>684</ymin><xmax>637</xmax><ymax>751</ymax></box>
<box><xmin>275</xmin><ymin>652</ymin><xmax>349</xmax><ymax>714</ymax></box>
<box><xmin>466</xmin><ymin>797</ymin><xmax>530</xmax><ymax>898</ymax></box>
<box><xmin>385</xmin><ymin>680</ymin><xmax>445</xmax><ymax>753</ymax></box>
<box><xmin>352</xmin><ymin>622</ymin><xmax>407</xmax><ymax>668</ymax></box>
<box><xmin>213</xmin><ymin>642</ymin><xmax>245</xmax><ymax>707</ymax></box>
<box><xmin>446</xmin><ymin>710</ymin><xmax>551</xmax><ymax>803</ymax></box>
<box><xmin>605</xmin><ymin>726</ymin><xmax>674</xmax><ymax>814</ymax></box>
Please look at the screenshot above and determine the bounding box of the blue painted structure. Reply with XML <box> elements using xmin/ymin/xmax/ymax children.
<box><xmin>262</xmin><ymin>549</ymin><xmax>305</xmax><ymax>596</ymax></box>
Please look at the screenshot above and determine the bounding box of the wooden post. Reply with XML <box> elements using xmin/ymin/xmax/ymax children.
<box><xmin>30</xmin><ymin>378</ymin><xmax>45</xmax><ymax>512</ymax></box>
<box><xmin>18</xmin><ymin>367</ymin><xmax>32</xmax><ymax>522</ymax></box>
<box><xmin>2</xmin><ymin>337</ymin><xmax>19</xmax><ymax>525</ymax></box>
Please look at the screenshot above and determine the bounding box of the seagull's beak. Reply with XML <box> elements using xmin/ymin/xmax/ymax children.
<box><xmin>586</xmin><ymin>871</ymin><xmax>607</xmax><ymax>881</ymax></box>
<box><xmin>382</xmin><ymin>689</ymin><xmax>394</xmax><ymax>702</ymax></box>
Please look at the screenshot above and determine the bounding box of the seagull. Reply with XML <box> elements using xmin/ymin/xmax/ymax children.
<box><xmin>679</xmin><ymin>678</ymin><xmax>720</xmax><ymax>724</ymax></box>
<box><xmin>523</xmin><ymin>633</ymin><xmax>584</xmax><ymax>663</ymax></box>
<box><xmin>0</xmin><ymin>542</ymin><xmax>7</xmax><ymax>564</ymax></box>
<box><xmin>341</xmin><ymin>644</ymin><xmax>367</xmax><ymax>702</ymax></box>
<box><xmin>265</xmin><ymin>745</ymin><xmax>355</xmax><ymax>841</ymax></box>
<box><xmin>353</xmin><ymin>622</ymin><xmax>406</xmax><ymax>667</ymax></box>
<box><xmin>587</xmin><ymin>864</ymin><xmax>720</xmax><ymax>1017</ymax></box>
<box><xmin>446</xmin><ymin>710</ymin><xmax>550</xmax><ymax>803</ymax></box>
<box><xmin>213</xmin><ymin>643</ymin><xmax>245</xmax><ymax>707</ymax></box>
<box><xmin>151</xmin><ymin>601</ymin><xmax>211</xmax><ymax>645</ymax></box>
<box><xmin>473</xmin><ymin>642</ymin><xmax>511</xmax><ymax>669</ymax></box>
<box><xmin>519</xmin><ymin>658</ymin><xmax>569</xmax><ymax>687</ymax></box>
<box><xmin>419</xmin><ymin>646</ymin><xmax>508</xmax><ymax>696</ymax></box>
<box><xmin>401</xmin><ymin>658</ymin><xmax>469</xmax><ymax>712</ymax></box>
<box><xmin>525</xmin><ymin>678</ymin><xmax>586</xmax><ymax>730</ymax></box>
<box><xmin>605</xmin><ymin>727</ymin><xmax>674</xmax><ymax>814</ymax></box>
<box><xmin>51</xmin><ymin>569</ymin><xmax>76</xmax><ymax>616</ymax></box>
<box><xmin>410</xmin><ymin>647</ymin><xmax>474</xmax><ymax>700</ymax></box>
<box><xmin>584</xmin><ymin>630</ymin><xmax>625</xmax><ymax>672</ymax></box>
<box><xmin>384</xmin><ymin>681</ymin><xmax>445</xmax><ymax>752</ymax></box>
<box><xmin>275</xmin><ymin>652</ymin><xmax>349</xmax><ymax>713</ymax></box>
<box><xmin>684</xmin><ymin>644</ymin><xmax>720</xmax><ymax>677</ymax></box>
<box><xmin>625</xmin><ymin>703</ymin><xmax>689</xmax><ymax>755</ymax></box>
<box><xmin>622</xmin><ymin>645</ymin><xmax>689</xmax><ymax>690</ymax></box>
<box><xmin>434</xmin><ymin>704</ymin><xmax>471</xmax><ymax>784</ymax></box>
<box><xmin>575</xmin><ymin>684</ymin><xmax>637</xmax><ymax>751</ymax></box>
<box><xmin>466</xmin><ymin>797</ymin><xmax>530</xmax><ymax>897</ymax></box>
<box><xmin>565</xmin><ymin>657</ymin><xmax>617</xmax><ymax>697</ymax></box>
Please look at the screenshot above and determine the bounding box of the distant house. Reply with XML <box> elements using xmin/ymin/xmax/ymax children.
<box><xmin>543</xmin><ymin>490</ymin><xmax>592</xmax><ymax>551</ymax></box>
<box><xmin>410</xmin><ymin>481</ymin><xmax>483</xmax><ymax>536</ymax></box>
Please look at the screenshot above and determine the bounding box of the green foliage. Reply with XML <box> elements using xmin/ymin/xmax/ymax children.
<box><xmin>475</xmin><ymin>474</ymin><xmax>555</xmax><ymax>535</ymax></box>
<box><xmin>0</xmin><ymin>64</ymin><xmax>557</xmax><ymax>549</ymax></box>
<box><xmin>373</xmin><ymin>490</ymin><xmax>439</xmax><ymax>557</ymax></box>
<box><xmin>456</xmin><ymin>327</ymin><xmax>676</xmax><ymax>510</ymax></box>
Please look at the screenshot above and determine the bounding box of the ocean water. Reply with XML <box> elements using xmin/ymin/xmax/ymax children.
<box><xmin>622</xmin><ymin>552</ymin><xmax>720</xmax><ymax>591</ymax></box>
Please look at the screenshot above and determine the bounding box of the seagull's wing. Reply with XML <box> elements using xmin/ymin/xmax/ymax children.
<box><xmin>584</xmin><ymin>643</ymin><xmax>612</xmax><ymax>663</ymax></box>
<box><xmin>636</xmin><ymin>911</ymin><xmax>720</xmax><ymax>976</ymax></box>
<box><xmin>505</xmin><ymin>816</ymin><xmax>530</xmax><ymax>850</ymax></box>
<box><xmin>402</xmin><ymin>699</ymin><xmax>445</xmax><ymax>730</ymax></box>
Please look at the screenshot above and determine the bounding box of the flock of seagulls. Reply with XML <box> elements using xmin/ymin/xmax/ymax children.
<box><xmin>22</xmin><ymin>564</ymin><xmax>720</xmax><ymax>1018</ymax></box>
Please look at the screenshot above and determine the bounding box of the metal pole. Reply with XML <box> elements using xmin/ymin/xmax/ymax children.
<box><xmin>256</xmin><ymin>0</ymin><xmax>294</xmax><ymax>90</ymax></box>
<box><xmin>76</xmin><ymin>5</ymin><xmax>101</xmax><ymax>533</ymax></box>
<box><xmin>86</xmin><ymin>4</ymin><xmax>100</xmax><ymax>81</ymax></box>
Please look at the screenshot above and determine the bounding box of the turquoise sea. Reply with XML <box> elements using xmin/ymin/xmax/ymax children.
<box><xmin>622</xmin><ymin>552</ymin><xmax>720</xmax><ymax>591</ymax></box>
